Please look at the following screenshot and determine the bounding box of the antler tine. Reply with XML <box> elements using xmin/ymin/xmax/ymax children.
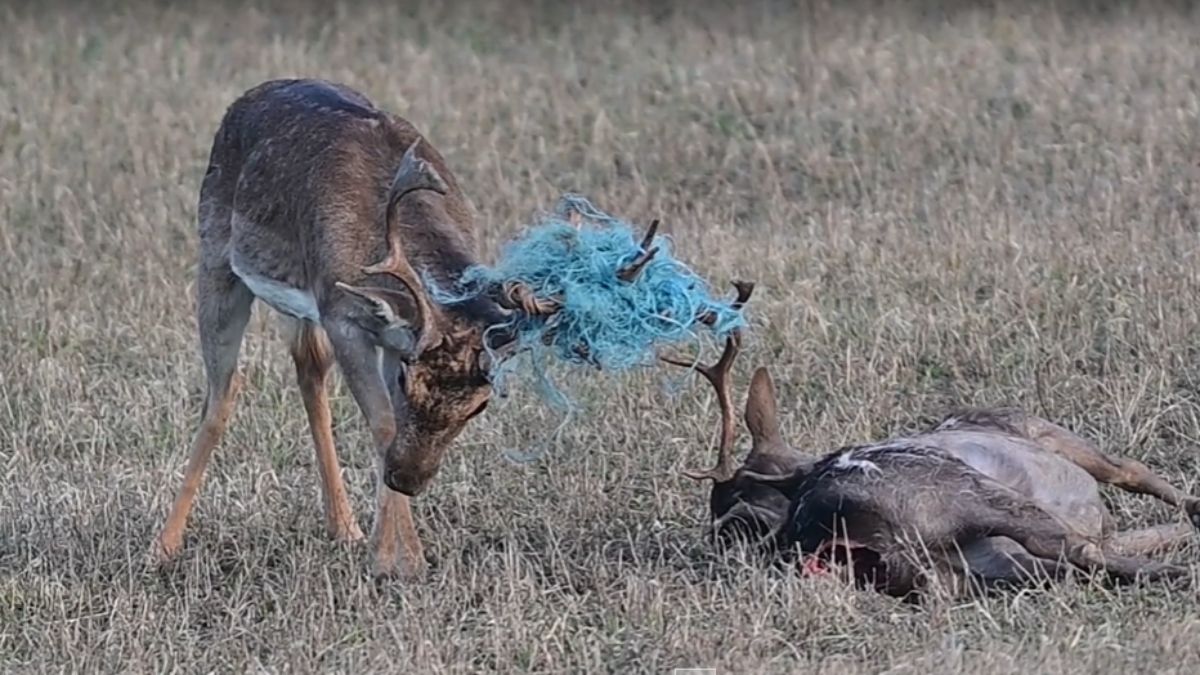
<box><xmin>494</xmin><ymin>281</ymin><xmax>563</xmax><ymax>316</ymax></box>
<box><xmin>693</xmin><ymin>280</ymin><xmax>754</xmax><ymax>326</ymax></box>
<box><xmin>361</xmin><ymin>139</ymin><xmax>450</xmax><ymax>352</ymax></box>
<box><xmin>362</xmin><ymin>229</ymin><xmax>444</xmax><ymax>353</ymax></box>
<box><xmin>660</xmin><ymin>280</ymin><xmax>755</xmax><ymax>482</ymax></box>
<box><xmin>616</xmin><ymin>218</ymin><xmax>661</xmax><ymax>283</ymax></box>
<box><xmin>663</xmin><ymin>333</ymin><xmax>742</xmax><ymax>482</ymax></box>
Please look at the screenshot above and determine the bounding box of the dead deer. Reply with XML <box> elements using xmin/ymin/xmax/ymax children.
<box><xmin>151</xmin><ymin>79</ymin><xmax>663</xmax><ymax>578</ymax></box>
<box><xmin>671</xmin><ymin>356</ymin><xmax>1200</xmax><ymax>595</ymax></box>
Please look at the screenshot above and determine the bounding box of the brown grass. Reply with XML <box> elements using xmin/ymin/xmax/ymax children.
<box><xmin>4</xmin><ymin>1</ymin><xmax>1200</xmax><ymax>672</ymax></box>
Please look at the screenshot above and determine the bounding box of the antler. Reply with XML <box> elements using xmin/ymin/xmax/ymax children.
<box><xmin>493</xmin><ymin>282</ymin><xmax>562</xmax><ymax>315</ymax></box>
<box><xmin>616</xmin><ymin>219</ymin><xmax>660</xmax><ymax>282</ymax></box>
<box><xmin>489</xmin><ymin>217</ymin><xmax>662</xmax><ymax>318</ymax></box>
<box><xmin>360</xmin><ymin>139</ymin><xmax>449</xmax><ymax>353</ymax></box>
<box><xmin>660</xmin><ymin>281</ymin><xmax>755</xmax><ymax>482</ymax></box>
<box><xmin>489</xmin><ymin>214</ymin><xmax>666</xmax><ymax>319</ymax></box>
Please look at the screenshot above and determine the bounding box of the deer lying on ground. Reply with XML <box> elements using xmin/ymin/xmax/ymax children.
<box><xmin>151</xmin><ymin>79</ymin><xmax>669</xmax><ymax>578</ymax></box>
<box><xmin>670</xmin><ymin>346</ymin><xmax>1200</xmax><ymax>595</ymax></box>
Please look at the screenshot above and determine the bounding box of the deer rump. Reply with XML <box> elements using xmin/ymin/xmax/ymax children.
<box><xmin>702</xmin><ymin>374</ymin><xmax>1199</xmax><ymax>596</ymax></box>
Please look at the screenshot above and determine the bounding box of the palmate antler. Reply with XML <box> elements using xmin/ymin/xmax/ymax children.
<box><xmin>354</xmin><ymin>140</ymin><xmax>451</xmax><ymax>353</ymax></box>
<box><xmin>346</xmin><ymin>177</ymin><xmax>696</xmax><ymax>370</ymax></box>
<box><xmin>661</xmin><ymin>281</ymin><xmax>755</xmax><ymax>482</ymax></box>
<box><xmin>341</xmin><ymin>139</ymin><xmax>565</xmax><ymax>355</ymax></box>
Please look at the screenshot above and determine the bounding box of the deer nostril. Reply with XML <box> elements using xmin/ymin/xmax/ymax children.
<box><xmin>384</xmin><ymin>469</ymin><xmax>410</xmax><ymax>494</ymax></box>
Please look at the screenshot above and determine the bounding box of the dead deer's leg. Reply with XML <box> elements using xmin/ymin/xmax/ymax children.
<box><xmin>1105</xmin><ymin>523</ymin><xmax>1195</xmax><ymax>557</ymax></box>
<box><xmin>955</xmin><ymin>537</ymin><xmax>1073</xmax><ymax>587</ymax></box>
<box><xmin>287</xmin><ymin>321</ymin><xmax>364</xmax><ymax>543</ymax></box>
<box><xmin>1027</xmin><ymin>417</ymin><xmax>1200</xmax><ymax>526</ymax></box>
<box><xmin>152</xmin><ymin>267</ymin><xmax>254</xmax><ymax>562</ymax></box>
<box><xmin>326</xmin><ymin>323</ymin><xmax>425</xmax><ymax>579</ymax></box>
<box><xmin>971</xmin><ymin>484</ymin><xmax>1190</xmax><ymax>583</ymax></box>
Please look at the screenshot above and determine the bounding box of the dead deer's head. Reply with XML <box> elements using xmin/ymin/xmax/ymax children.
<box><xmin>662</xmin><ymin>311</ymin><xmax>813</xmax><ymax>546</ymax></box>
<box><xmin>336</xmin><ymin>141</ymin><xmax>660</xmax><ymax>495</ymax></box>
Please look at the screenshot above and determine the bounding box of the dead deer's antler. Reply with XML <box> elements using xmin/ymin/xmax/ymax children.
<box><xmin>356</xmin><ymin>139</ymin><xmax>449</xmax><ymax>353</ymax></box>
<box><xmin>661</xmin><ymin>280</ymin><xmax>755</xmax><ymax>482</ymax></box>
<box><xmin>617</xmin><ymin>219</ymin><xmax>660</xmax><ymax>282</ymax></box>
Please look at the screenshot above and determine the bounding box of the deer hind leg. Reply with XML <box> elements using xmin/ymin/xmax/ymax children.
<box><xmin>325</xmin><ymin>322</ymin><xmax>426</xmax><ymax>579</ymax></box>
<box><xmin>969</xmin><ymin>480</ymin><xmax>1190</xmax><ymax>583</ymax></box>
<box><xmin>1025</xmin><ymin>417</ymin><xmax>1200</xmax><ymax>528</ymax></box>
<box><xmin>152</xmin><ymin>267</ymin><xmax>254</xmax><ymax>563</ymax></box>
<box><xmin>287</xmin><ymin>320</ymin><xmax>365</xmax><ymax>543</ymax></box>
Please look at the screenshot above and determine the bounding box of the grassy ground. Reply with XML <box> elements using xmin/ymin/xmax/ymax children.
<box><xmin>4</xmin><ymin>1</ymin><xmax>1200</xmax><ymax>672</ymax></box>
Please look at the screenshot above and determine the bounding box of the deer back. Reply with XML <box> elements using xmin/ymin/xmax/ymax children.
<box><xmin>200</xmin><ymin>78</ymin><xmax>480</xmax><ymax>310</ymax></box>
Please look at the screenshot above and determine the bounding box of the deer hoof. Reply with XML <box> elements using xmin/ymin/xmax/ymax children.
<box><xmin>328</xmin><ymin>520</ymin><xmax>366</xmax><ymax>544</ymax></box>
<box><xmin>372</xmin><ymin>557</ymin><xmax>427</xmax><ymax>582</ymax></box>
<box><xmin>1186</xmin><ymin>500</ymin><xmax>1200</xmax><ymax>531</ymax></box>
<box><xmin>147</xmin><ymin>535</ymin><xmax>182</xmax><ymax>568</ymax></box>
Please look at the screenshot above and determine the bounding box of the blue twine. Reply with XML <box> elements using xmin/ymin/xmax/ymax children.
<box><xmin>430</xmin><ymin>194</ymin><xmax>748</xmax><ymax>406</ymax></box>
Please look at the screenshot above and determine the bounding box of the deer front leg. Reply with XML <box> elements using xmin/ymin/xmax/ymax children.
<box><xmin>954</xmin><ymin>537</ymin><xmax>1074</xmax><ymax>587</ymax></box>
<box><xmin>370</xmin><ymin>455</ymin><xmax>426</xmax><ymax>579</ymax></box>
<box><xmin>325</xmin><ymin>321</ymin><xmax>426</xmax><ymax>579</ymax></box>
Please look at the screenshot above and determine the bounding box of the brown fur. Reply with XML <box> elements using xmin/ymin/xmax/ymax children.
<box><xmin>152</xmin><ymin>79</ymin><xmax>528</xmax><ymax>578</ymax></box>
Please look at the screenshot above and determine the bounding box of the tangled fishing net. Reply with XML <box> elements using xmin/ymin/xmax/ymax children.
<box><xmin>432</xmin><ymin>194</ymin><xmax>748</xmax><ymax>402</ymax></box>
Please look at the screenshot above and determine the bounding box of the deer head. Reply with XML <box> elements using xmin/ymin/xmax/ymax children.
<box><xmin>662</xmin><ymin>308</ymin><xmax>814</xmax><ymax>546</ymax></box>
<box><xmin>336</xmin><ymin>141</ymin><xmax>657</xmax><ymax>495</ymax></box>
<box><xmin>712</xmin><ymin>367</ymin><xmax>816</xmax><ymax>547</ymax></box>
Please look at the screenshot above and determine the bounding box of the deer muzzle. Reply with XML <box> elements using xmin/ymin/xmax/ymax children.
<box><xmin>384</xmin><ymin>460</ymin><xmax>438</xmax><ymax>496</ymax></box>
<box><xmin>382</xmin><ymin>442</ymin><xmax>445</xmax><ymax>496</ymax></box>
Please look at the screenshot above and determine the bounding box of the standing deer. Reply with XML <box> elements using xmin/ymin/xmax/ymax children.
<box><xmin>671</xmin><ymin>350</ymin><xmax>1200</xmax><ymax>595</ymax></box>
<box><xmin>151</xmin><ymin>79</ymin><xmax>664</xmax><ymax>578</ymax></box>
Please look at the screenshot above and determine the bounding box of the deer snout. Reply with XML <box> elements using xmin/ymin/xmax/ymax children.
<box><xmin>383</xmin><ymin>458</ymin><xmax>439</xmax><ymax>496</ymax></box>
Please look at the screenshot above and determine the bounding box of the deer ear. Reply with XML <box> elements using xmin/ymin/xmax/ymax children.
<box><xmin>745</xmin><ymin>367</ymin><xmax>784</xmax><ymax>450</ymax></box>
<box><xmin>336</xmin><ymin>282</ymin><xmax>420</xmax><ymax>358</ymax></box>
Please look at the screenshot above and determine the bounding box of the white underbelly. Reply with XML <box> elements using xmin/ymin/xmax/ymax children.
<box><xmin>231</xmin><ymin>261</ymin><xmax>320</xmax><ymax>322</ymax></box>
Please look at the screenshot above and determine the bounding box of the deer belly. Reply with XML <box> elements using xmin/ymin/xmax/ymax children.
<box><xmin>929</xmin><ymin>431</ymin><xmax>1105</xmax><ymax>535</ymax></box>
<box><xmin>231</xmin><ymin>261</ymin><xmax>320</xmax><ymax>322</ymax></box>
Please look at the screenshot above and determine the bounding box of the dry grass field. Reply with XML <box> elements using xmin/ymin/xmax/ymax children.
<box><xmin>5</xmin><ymin>1</ymin><xmax>1200</xmax><ymax>672</ymax></box>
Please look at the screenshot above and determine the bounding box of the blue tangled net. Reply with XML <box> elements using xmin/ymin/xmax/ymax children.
<box><xmin>431</xmin><ymin>194</ymin><xmax>748</xmax><ymax>405</ymax></box>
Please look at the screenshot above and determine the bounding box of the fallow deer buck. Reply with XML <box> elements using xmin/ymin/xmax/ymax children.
<box><xmin>671</xmin><ymin>354</ymin><xmax>1200</xmax><ymax>595</ymax></box>
<box><xmin>151</xmin><ymin>79</ymin><xmax>667</xmax><ymax>578</ymax></box>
